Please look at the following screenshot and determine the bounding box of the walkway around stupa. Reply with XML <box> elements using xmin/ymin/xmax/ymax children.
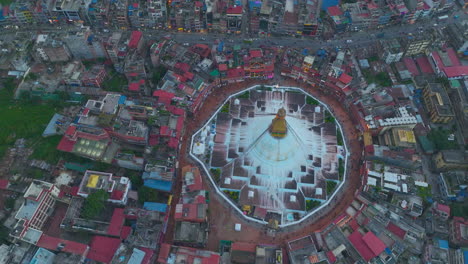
<box><xmin>164</xmin><ymin>78</ymin><xmax>364</xmax><ymax>250</ymax></box>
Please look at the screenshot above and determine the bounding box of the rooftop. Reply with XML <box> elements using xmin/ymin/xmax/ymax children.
<box><xmin>77</xmin><ymin>170</ymin><xmax>130</xmax><ymax>203</ymax></box>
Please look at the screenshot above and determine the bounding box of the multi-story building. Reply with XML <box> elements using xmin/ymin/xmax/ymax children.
<box><xmin>77</xmin><ymin>170</ymin><xmax>131</xmax><ymax>205</ymax></box>
<box><xmin>298</xmin><ymin>0</ymin><xmax>320</xmax><ymax>36</ymax></box>
<box><xmin>64</xmin><ymin>30</ymin><xmax>108</xmax><ymax>60</ymax></box>
<box><xmin>108</xmin><ymin>0</ymin><xmax>129</xmax><ymax>29</ymax></box>
<box><xmin>432</xmin><ymin>202</ymin><xmax>451</xmax><ymax>220</ymax></box>
<box><xmin>447</xmin><ymin>80</ymin><xmax>468</xmax><ymax>144</ymax></box>
<box><xmin>342</xmin><ymin>2</ymin><xmax>372</xmax><ymax>31</ymax></box>
<box><xmin>226</xmin><ymin>5</ymin><xmax>243</xmax><ymax>33</ymax></box>
<box><xmin>380</xmin><ymin>39</ymin><xmax>404</xmax><ymax>64</ymax></box>
<box><xmin>81</xmin><ymin>65</ymin><xmax>107</xmax><ymax>87</ymax></box>
<box><xmin>327</xmin><ymin>6</ymin><xmax>350</xmax><ymax>33</ymax></box>
<box><xmin>104</xmin><ymin>32</ymin><xmax>125</xmax><ymax>65</ymax></box>
<box><xmin>10</xmin><ymin>181</ymin><xmax>60</xmax><ymax>244</ymax></box>
<box><xmin>422</xmin><ymin>82</ymin><xmax>455</xmax><ymax>123</ymax></box>
<box><xmin>451</xmin><ymin>217</ymin><xmax>468</xmax><ymax>246</ymax></box>
<box><xmin>381</xmin><ymin>127</ymin><xmax>416</xmax><ymax>148</ymax></box>
<box><xmin>86</xmin><ymin>0</ymin><xmax>110</xmax><ymax>28</ymax></box>
<box><xmin>52</xmin><ymin>0</ymin><xmax>91</xmax><ymax>21</ymax></box>
<box><xmin>444</xmin><ymin>23</ymin><xmax>468</xmax><ymax>56</ymax></box>
<box><xmin>147</xmin><ymin>0</ymin><xmax>167</xmax><ymax>28</ymax></box>
<box><xmin>433</xmin><ymin>150</ymin><xmax>468</xmax><ymax>171</ymax></box>
<box><xmin>35</xmin><ymin>34</ymin><xmax>71</xmax><ymax>62</ymax></box>
<box><xmin>400</xmin><ymin>34</ymin><xmax>432</xmax><ymax>56</ymax></box>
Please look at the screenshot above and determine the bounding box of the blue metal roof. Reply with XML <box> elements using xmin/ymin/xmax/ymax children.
<box><xmin>118</xmin><ymin>95</ymin><xmax>127</xmax><ymax>105</ymax></box>
<box><xmin>438</xmin><ymin>239</ymin><xmax>449</xmax><ymax>249</ymax></box>
<box><xmin>143</xmin><ymin>202</ymin><xmax>167</xmax><ymax>212</ymax></box>
<box><xmin>463</xmin><ymin>250</ymin><xmax>468</xmax><ymax>264</ymax></box>
<box><xmin>144</xmin><ymin>179</ymin><xmax>172</xmax><ymax>192</ymax></box>
<box><xmin>321</xmin><ymin>0</ymin><xmax>339</xmax><ymax>10</ymax></box>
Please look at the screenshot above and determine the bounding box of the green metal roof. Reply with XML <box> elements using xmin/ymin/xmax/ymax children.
<box><xmin>210</xmin><ymin>69</ymin><xmax>220</xmax><ymax>77</ymax></box>
<box><xmin>417</xmin><ymin>135</ymin><xmax>435</xmax><ymax>153</ymax></box>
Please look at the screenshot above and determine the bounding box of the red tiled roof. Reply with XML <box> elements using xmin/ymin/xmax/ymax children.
<box><xmin>184</xmin><ymin>166</ymin><xmax>203</xmax><ymax>192</ymax></box>
<box><xmin>129</xmin><ymin>31</ymin><xmax>143</xmax><ymax>49</ymax></box>
<box><xmin>149</xmin><ymin>135</ymin><xmax>159</xmax><ymax>146</ymax></box>
<box><xmin>326</xmin><ymin>251</ymin><xmax>337</xmax><ymax>263</ymax></box>
<box><xmin>333</xmin><ymin>213</ymin><xmax>347</xmax><ymax>224</ymax></box>
<box><xmin>108</xmin><ymin>208</ymin><xmax>125</xmax><ymax>237</ymax></box>
<box><xmin>250</xmin><ymin>50</ymin><xmax>263</xmax><ymax>58</ymax></box>
<box><xmin>87</xmin><ymin>236</ymin><xmax>121</xmax><ymax>263</ymax></box>
<box><xmin>175</xmin><ymin>203</ymin><xmax>203</xmax><ymax>222</ymax></box>
<box><xmin>65</xmin><ymin>125</ymin><xmax>77</xmax><ymax>136</ymax></box>
<box><xmin>139</xmin><ymin>247</ymin><xmax>154</xmax><ymax>264</ymax></box>
<box><xmin>386</xmin><ymin>222</ymin><xmax>406</xmax><ymax>239</ymax></box>
<box><xmin>153</xmin><ymin>90</ymin><xmax>175</xmax><ymax>104</ymax></box>
<box><xmin>37</xmin><ymin>235</ymin><xmax>88</xmax><ymax>256</ymax></box>
<box><xmin>168</xmin><ymin>137</ymin><xmax>179</xmax><ymax>148</ymax></box>
<box><xmin>82</xmin><ymin>108</ymin><xmax>90</xmax><ymax>116</ymax></box>
<box><xmin>218</xmin><ymin>64</ymin><xmax>228</xmax><ymax>71</ymax></box>
<box><xmin>403</xmin><ymin>57</ymin><xmax>419</xmax><ymax>76</ymax></box>
<box><xmin>157</xmin><ymin>243</ymin><xmax>172</xmax><ymax>264</ymax></box>
<box><xmin>447</xmin><ymin>48</ymin><xmax>461</xmax><ymax>66</ymax></box>
<box><xmin>57</xmin><ymin>136</ymin><xmax>76</xmax><ymax>152</ymax></box>
<box><xmin>442</xmin><ymin>66</ymin><xmax>468</xmax><ymax>78</ymax></box>
<box><xmin>175</xmin><ymin>62</ymin><xmax>191</xmax><ymax>73</ymax></box>
<box><xmin>365</xmin><ymin>145</ymin><xmax>375</xmax><ymax>154</ymax></box>
<box><xmin>362</xmin><ymin>232</ymin><xmax>386</xmax><ymax>256</ymax></box>
<box><xmin>0</xmin><ymin>179</ymin><xmax>9</xmax><ymax>190</ymax></box>
<box><xmin>195</xmin><ymin>1</ymin><xmax>203</xmax><ymax>7</ymax></box>
<box><xmin>70</xmin><ymin>186</ymin><xmax>79</xmax><ymax>196</ymax></box>
<box><xmin>120</xmin><ymin>226</ymin><xmax>132</xmax><ymax>240</ymax></box>
<box><xmin>416</xmin><ymin>56</ymin><xmax>434</xmax><ymax>74</ymax></box>
<box><xmin>349</xmin><ymin>219</ymin><xmax>359</xmax><ymax>231</ymax></box>
<box><xmin>348</xmin><ymin>231</ymin><xmax>375</xmax><ymax>261</ymax></box>
<box><xmin>227</xmin><ymin>5</ymin><xmax>242</xmax><ymax>14</ymax></box>
<box><xmin>160</xmin><ymin>126</ymin><xmax>171</xmax><ymax>137</ymax></box>
<box><xmin>436</xmin><ymin>203</ymin><xmax>451</xmax><ymax>214</ymax></box>
<box><xmin>183</xmin><ymin>71</ymin><xmax>194</xmax><ymax>80</ymax></box>
<box><xmin>227</xmin><ymin>68</ymin><xmax>245</xmax><ymax>78</ymax></box>
<box><xmin>176</xmin><ymin>116</ymin><xmax>184</xmax><ymax>134</ymax></box>
<box><xmin>327</xmin><ymin>6</ymin><xmax>343</xmax><ymax>16</ymax></box>
<box><xmin>166</xmin><ymin>105</ymin><xmax>185</xmax><ymax>116</ymax></box>
<box><xmin>231</xmin><ymin>242</ymin><xmax>257</xmax><ymax>252</ymax></box>
<box><xmin>338</xmin><ymin>73</ymin><xmax>352</xmax><ymax>84</ymax></box>
<box><xmin>128</xmin><ymin>82</ymin><xmax>140</xmax><ymax>91</ymax></box>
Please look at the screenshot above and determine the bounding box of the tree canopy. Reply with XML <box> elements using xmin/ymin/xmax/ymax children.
<box><xmin>82</xmin><ymin>189</ymin><xmax>109</xmax><ymax>219</ymax></box>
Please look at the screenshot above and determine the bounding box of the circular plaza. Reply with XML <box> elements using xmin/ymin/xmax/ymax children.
<box><xmin>189</xmin><ymin>85</ymin><xmax>349</xmax><ymax>227</ymax></box>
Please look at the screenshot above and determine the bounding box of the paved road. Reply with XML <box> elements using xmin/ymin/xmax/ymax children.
<box><xmin>1</xmin><ymin>10</ymin><xmax>465</xmax><ymax>50</ymax></box>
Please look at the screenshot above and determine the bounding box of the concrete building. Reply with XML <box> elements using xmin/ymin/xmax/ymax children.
<box><xmin>451</xmin><ymin>217</ymin><xmax>468</xmax><ymax>246</ymax></box>
<box><xmin>10</xmin><ymin>181</ymin><xmax>60</xmax><ymax>244</ymax></box>
<box><xmin>381</xmin><ymin>127</ymin><xmax>416</xmax><ymax>148</ymax></box>
<box><xmin>422</xmin><ymin>82</ymin><xmax>455</xmax><ymax>123</ymax></box>
<box><xmin>380</xmin><ymin>39</ymin><xmax>404</xmax><ymax>64</ymax></box>
<box><xmin>77</xmin><ymin>170</ymin><xmax>131</xmax><ymax>205</ymax></box>
<box><xmin>400</xmin><ymin>35</ymin><xmax>432</xmax><ymax>56</ymax></box>
<box><xmin>81</xmin><ymin>65</ymin><xmax>107</xmax><ymax>87</ymax></box>
<box><xmin>327</xmin><ymin>6</ymin><xmax>350</xmax><ymax>33</ymax></box>
<box><xmin>447</xmin><ymin>80</ymin><xmax>468</xmax><ymax>144</ymax></box>
<box><xmin>444</xmin><ymin>23</ymin><xmax>468</xmax><ymax>56</ymax></box>
<box><xmin>52</xmin><ymin>0</ymin><xmax>91</xmax><ymax>21</ymax></box>
<box><xmin>64</xmin><ymin>31</ymin><xmax>108</xmax><ymax>60</ymax></box>
<box><xmin>157</xmin><ymin>243</ymin><xmax>220</xmax><ymax>264</ymax></box>
<box><xmin>35</xmin><ymin>35</ymin><xmax>71</xmax><ymax>63</ymax></box>
<box><xmin>433</xmin><ymin>150</ymin><xmax>468</xmax><ymax>171</ymax></box>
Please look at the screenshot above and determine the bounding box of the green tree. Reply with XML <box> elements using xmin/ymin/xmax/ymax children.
<box><xmin>152</xmin><ymin>66</ymin><xmax>168</xmax><ymax>86</ymax></box>
<box><xmin>82</xmin><ymin>189</ymin><xmax>109</xmax><ymax>219</ymax></box>
<box><xmin>138</xmin><ymin>186</ymin><xmax>161</xmax><ymax>204</ymax></box>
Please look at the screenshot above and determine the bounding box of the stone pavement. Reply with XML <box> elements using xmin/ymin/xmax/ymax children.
<box><xmin>164</xmin><ymin>78</ymin><xmax>364</xmax><ymax>251</ymax></box>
